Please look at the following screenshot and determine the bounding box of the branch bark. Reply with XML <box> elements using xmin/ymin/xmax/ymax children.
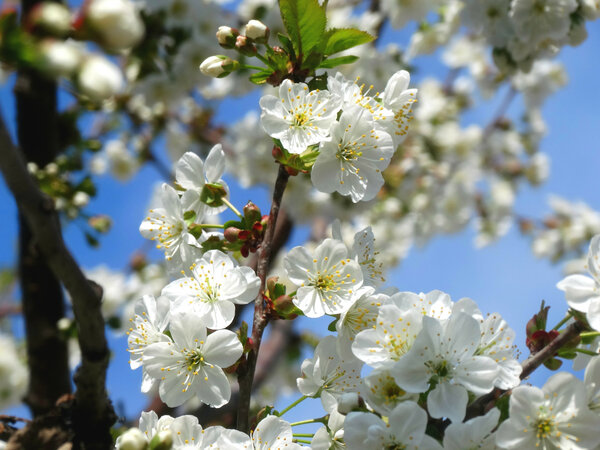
<box><xmin>13</xmin><ymin>41</ymin><xmax>71</xmax><ymax>417</ymax></box>
<box><xmin>0</xmin><ymin>113</ymin><xmax>116</xmax><ymax>448</ymax></box>
<box><xmin>237</xmin><ymin>163</ymin><xmax>290</xmax><ymax>432</ymax></box>
<box><xmin>463</xmin><ymin>320</ymin><xmax>586</xmax><ymax>421</ymax></box>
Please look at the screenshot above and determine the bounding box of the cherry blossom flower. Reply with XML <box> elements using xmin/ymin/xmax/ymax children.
<box><xmin>139</xmin><ymin>184</ymin><xmax>202</xmax><ymax>266</ymax></box>
<box><xmin>344</xmin><ymin>401</ymin><xmax>442</xmax><ymax>450</ymax></box>
<box><xmin>379</xmin><ymin>70</ymin><xmax>418</xmax><ymax>148</ymax></box>
<box><xmin>212</xmin><ymin>415</ymin><xmax>303</xmax><ymax>449</ymax></box>
<box><xmin>260</xmin><ymin>79</ymin><xmax>341</xmax><ymax>154</ymax></box>
<box><xmin>557</xmin><ymin>234</ymin><xmax>600</xmax><ymax>330</ymax></box>
<box><xmin>351</xmin><ymin>303</ymin><xmax>422</xmax><ymax>368</ymax></box>
<box><xmin>311</xmin><ymin>105</ymin><xmax>393</xmax><ymax>203</ymax></box>
<box><xmin>284</xmin><ymin>238</ymin><xmax>364</xmax><ymax>318</ymax></box>
<box><xmin>496</xmin><ymin>372</ymin><xmax>600</xmax><ymax>449</ymax></box>
<box><xmin>142</xmin><ymin>312</ymin><xmax>242</xmax><ymax>407</ymax></box>
<box><xmin>175</xmin><ymin>144</ymin><xmax>229</xmax><ymax>218</ymax></box>
<box><xmin>162</xmin><ymin>250</ymin><xmax>260</xmax><ymax>329</ymax></box>
<box><xmin>297</xmin><ymin>336</ymin><xmax>363</xmax><ymax>412</ymax></box>
<box><xmin>443</xmin><ymin>407</ymin><xmax>500</xmax><ymax>450</ymax></box>
<box><xmin>392</xmin><ymin>313</ymin><xmax>499</xmax><ymax>423</ymax></box>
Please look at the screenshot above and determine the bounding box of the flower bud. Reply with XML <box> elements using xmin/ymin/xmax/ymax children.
<box><xmin>72</xmin><ymin>191</ymin><xmax>90</xmax><ymax>207</ymax></box>
<box><xmin>224</xmin><ymin>226</ymin><xmax>241</xmax><ymax>242</ymax></box>
<box><xmin>85</xmin><ymin>0</ymin><xmax>144</xmax><ymax>51</ymax></box>
<box><xmin>244</xmin><ymin>19</ymin><xmax>269</xmax><ymax>43</ymax></box>
<box><xmin>88</xmin><ymin>215</ymin><xmax>112</xmax><ymax>233</ymax></box>
<box><xmin>77</xmin><ymin>55</ymin><xmax>124</xmax><ymax>101</ymax></box>
<box><xmin>148</xmin><ymin>430</ymin><xmax>173</xmax><ymax>450</ymax></box>
<box><xmin>115</xmin><ymin>428</ymin><xmax>148</xmax><ymax>450</ymax></box>
<box><xmin>272</xmin><ymin>294</ymin><xmax>297</xmax><ymax>319</ymax></box>
<box><xmin>199</xmin><ymin>55</ymin><xmax>240</xmax><ymax>78</ymax></box>
<box><xmin>39</xmin><ymin>39</ymin><xmax>83</xmax><ymax>78</ymax></box>
<box><xmin>243</xmin><ymin>201</ymin><xmax>262</xmax><ymax>225</ymax></box>
<box><xmin>28</xmin><ymin>2</ymin><xmax>72</xmax><ymax>37</ymax></box>
<box><xmin>216</xmin><ymin>26</ymin><xmax>239</xmax><ymax>49</ymax></box>
<box><xmin>336</xmin><ymin>392</ymin><xmax>362</xmax><ymax>414</ymax></box>
<box><xmin>235</xmin><ymin>35</ymin><xmax>257</xmax><ymax>56</ymax></box>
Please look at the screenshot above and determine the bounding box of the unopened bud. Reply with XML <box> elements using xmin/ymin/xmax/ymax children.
<box><xmin>39</xmin><ymin>39</ymin><xmax>83</xmax><ymax>78</ymax></box>
<box><xmin>199</xmin><ymin>55</ymin><xmax>240</xmax><ymax>78</ymax></box>
<box><xmin>235</xmin><ymin>35</ymin><xmax>257</xmax><ymax>56</ymax></box>
<box><xmin>224</xmin><ymin>226</ymin><xmax>241</xmax><ymax>242</ymax></box>
<box><xmin>336</xmin><ymin>392</ymin><xmax>362</xmax><ymax>414</ymax></box>
<box><xmin>115</xmin><ymin>428</ymin><xmax>148</xmax><ymax>450</ymax></box>
<box><xmin>216</xmin><ymin>26</ymin><xmax>239</xmax><ymax>49</ymax></box>
<box><xmin>77</xmin><ymin>55</ymin><xmax>124</xmax><ymax>101</ymax></box>
<box><xmin>243</xmin><ymin>201</ymin><xmax>262</xmax><ymax>225</ymax></box>
<box><xmin>73</xmin><ymin>191</ymin><xmax>90</xmax><ymax>207</ymax></box>
<box><xmin>85</xmin><ymin>0</ymin><xmax>145</xmax><ymax>51</ymax></box>
<box><xmin>244</xmin><ymin>19</ymin><xmax>269</xmax><ymax>43</ymax></box>
<box><xmin>28</xmin><ymin>2</ymin><xmax>71</xmax><ymax>37</ymax></box>
<box><xmin>149</xmin><ymin>430</ymin><xmax>173</xmax><ymax>450</ymax></box>
<box><xmin>273</xmin><ymin>295</ymin><xmax>296</xmax><ymax>316</ymax></box>
<box><xmin>272</xmin><ymin>146</ymin><xmax>284</xmax><ymax>160</ymax></box>
<box><xmin>88</xmin><ymin>214</ymin><xmax>112</xmax><ymax>233</ymax></box>
<box><xmin>267</xmin><ymin>276</ymin><xmax>279</xmax><ymax>294</ymax></box>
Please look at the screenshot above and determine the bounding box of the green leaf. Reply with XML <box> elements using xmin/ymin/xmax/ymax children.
<box><xmin>249</xmin><ymin>71</ymin><xmax>273</xmax><ymax>85</ymax></box>
<box><xmin>278</xmin><ymin>0</ymin><xmax>326</xmax><ymax>55</ymax></box>
<box><xmin>277</xmin><ymin>33</ymin><xmax>296</xmax><ymax>61</ymax></box>
<box><xmin>318</xmin><ymin>55</ymin><xmax>359</xmax><ymax>69</ymax></box>
<box><xmin>323</xmin><ymin>28</ymin><xmax>374</xmax><ymax>55</ymax></box>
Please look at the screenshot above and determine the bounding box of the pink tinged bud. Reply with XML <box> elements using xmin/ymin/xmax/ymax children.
<box><xmin>199</xmin><ymin>55</ymin><xmax>239</xmax><ymax>78</ymax></box>
<box><xmin>243</xmin><ymin>201</ymin><xmax>262</xmax><ymax>224</ymax></box>
<box><xmin>244</xmin><ymin>19</ymin><xmax>269</xmax><ymax>43</ymax></box>
<box><xmin>224</xmin><ymin>227</ymin><xmax>241</xmax><ymax>242</ymax></box>
<box><xmin>216</xmin><ymin>25</ymin><xmax>239</xmax><ymax>49</ymax></box>
<box><xmin>235</xmin><ymin>35</ymin><xmax>257</xmax><ymax>56</ymax></box>
<box><xmin>28</xmin><ymin>2</ymin><xmax>72</xmax><ymax>37</ymax></box>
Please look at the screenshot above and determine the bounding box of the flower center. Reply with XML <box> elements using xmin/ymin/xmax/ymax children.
<box><xmin>312</xmin><ymin>272</ymin><xmax>336</xmax><ymax>291</ymax></box>
<box><xmin>185</xmin><ymin>349</ymin><xmax>205</xmax><ymax>373</ymax></box>
<box><xmin>293</xmin><ymin>112</ymin><xmax>310</xmax><ymax>126</ymax></box>
<box><xmin>535</xmin><ymin>417</ymin><xmax>556</xmax><ymax>441</ymax></box>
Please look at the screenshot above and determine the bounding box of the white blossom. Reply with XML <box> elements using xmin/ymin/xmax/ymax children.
<box><xmin>311</xmin><ymin>105</ymin><xmax>394</xmax><ymax>203</ymax></box>
<box><xmin>142</xmin><ymin>312</ymin><xmax>242</xmax><ymax>407</ymax></box>
<box><xmin>284</xmin><ymin>238</ymin><xmax>364</xmax><ymax>318</ymax></box>
<box><xmin>162</xmin><ymin>250</ymin><xmax>259</xmax><ymax>330</ymax></box>
<box><xmin>297</xmin><ymin>336</ymin><xmax>363</xmax><ymax>412</ymax></box>
<box><xmin>344</xmin><ymin>402</ymin><xmax>442</xmax><ymax>450</ymax></box>
<box><xmin>557</xmin><ymin>234</ymin><xmax>600</xmax><ymax>330</ymax></box>
<box><xmin>392</xmin><ymin>313</ymin><xmax>499</xmax><ymax>423</ymax></box>
<box><xmin>496</xmin><ymin>372</ymin><xmax>600</xmax><ymax>449</ymax></box>
<box><xmin>260</xmin><ymin>79</ymin><xmax>342</xmax><ymax>154</ymax></box>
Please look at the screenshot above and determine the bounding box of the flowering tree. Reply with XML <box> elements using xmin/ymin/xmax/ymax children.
<box><xmin>1</xmin><ymin>0</ymin><xmax>600</xmax><ymax>449</ymax></box>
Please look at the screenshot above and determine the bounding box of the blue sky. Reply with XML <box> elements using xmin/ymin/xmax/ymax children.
<box><xmin>1</xmin><ymin>19</ymin><xmax>600</xmax><ymax>429</ymax></box>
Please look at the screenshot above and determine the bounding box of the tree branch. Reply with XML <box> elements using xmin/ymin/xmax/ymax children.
<box><xmin>237</xmin><ymin>163</ymin><xmax>290</xmax><ymax>432</ymax></box>
<box><xmin>463</xmin><ymin>320</ymin><xmax>586</xmax><ymax>421</ymax></box>
<box><xmin>0</xmin><ymin>114</ymin><xmax>116</xmax><ymax>449</ymax></box>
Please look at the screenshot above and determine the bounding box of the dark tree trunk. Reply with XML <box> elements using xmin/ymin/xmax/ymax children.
<box><xmin>15</xmin><ymin>5</ymin><xmax>71</xmax><ymax>416</ymax></box>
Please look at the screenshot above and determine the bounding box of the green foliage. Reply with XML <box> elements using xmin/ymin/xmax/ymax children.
<box><xmin>318</xmin><ymin>55</ymin><xmax>360</xmax><ymax>69</ymax></box>
<box><xmin>322</xmin><ymin>28</ymin><xmax>374</xmax><ymax>55</ymax></box>
<box><xmin>279</xmin><ymin>0</ymin><xmax>327</xmax><ymax>56</ymax></box>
